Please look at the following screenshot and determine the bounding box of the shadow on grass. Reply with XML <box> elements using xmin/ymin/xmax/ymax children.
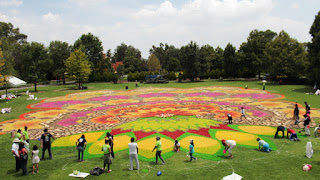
<box><xmin>6</xmin><ymin>169</ymin><xmax>16</xmax><ymax>174</ymax></box>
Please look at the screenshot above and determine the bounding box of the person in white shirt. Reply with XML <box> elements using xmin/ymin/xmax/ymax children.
<box><xmin>240</xmin><ymin>107</ymin><xmax>247</xmax><ymax>121</ymax></box>
<box><xmin>11</xmin><ymin>138</ymin><xmax>21</xmax><ymax>172</ymax></box>
<box><xmin>173</xmin><ymin>140</ymin><xmax>180</xmax><ymax>152</ymax></box>
<box><xmin>128</xmin><ymin>137</ymin><xmax>139</xmax><ymax>170</ymax></box>
<box><xmin>222</xmin><ymin>139</ymin><xmax>236</xmax><ymax>159</ymax></box>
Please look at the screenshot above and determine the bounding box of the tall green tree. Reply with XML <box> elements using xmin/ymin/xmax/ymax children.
<box><xmin>147</xmin><ymin>54</ymin><xmax>161</xmax><ymax>72</ymax></box>
<box><xmin>73</xmin><ymin>33</ymin><xmax>107</xmax><ymax>73</ymax></box>
<box><xmin>20</xmin><ymin>42</ymin><xmax>52</xmax><ymax>92</ymax></box>
<box><xmin>0</xmin><ymin>22</ymin><xmax>27</xmax><ymax>76</ymax></box>
<box><xmin>223</xmin><ymin>43</ymin><xmax>238</xmax><ymax>78</ymax></box>
<box><xmin>180</xmin><ymin>41</ymin><xmax>203</xmax><ymax>81</ymax></box>
<box><xmin>164</xmin><ymin>45</ymin><xmax>181</xmax><ymax>72</ymax></box>
<box><xmin>264</xmin><ymin>31</ymin><xmax>307</xmax><ymax>81</ymax></box>
<box><xmin>112</xmin><ymin>43</ymin><xmax>127</xmax><ymax>63</ymax></box>
<box><xmin>65</xmin><ymin>49</ymin><xmax>92</xmax><ymax>89</ymax></box>
<box><xmin>308</xmin><ymin>11</ymin><xmax>320</xmax><ymax>84</ymax></box>
<box><xmin>238</xmin><ymin>29</ymin><xmax>277</xmax><ymax>78</ymax></box>
<box><xmin>123</xmin><ymin>45</ymin><xmax>143</xmax><ymax>73</ymax></box>
<box><xmin>48</xmin><ymin>41</ymin><xmax>71</xmax><ymax>84</ymax></box>
<box><xmin>150</xmin><ymin>43</ymin><xmax>166</xmax><ymax>70</ymax></box>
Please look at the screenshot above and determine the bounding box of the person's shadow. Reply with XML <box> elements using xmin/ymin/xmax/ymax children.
<box><xmin>7</xmin><ymin>169</ymin><xmax>16</xmax><ymax>175</ymax></box>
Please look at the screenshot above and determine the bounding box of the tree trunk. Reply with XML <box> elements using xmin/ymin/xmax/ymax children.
<box><xmin>63</xmin><ymin>74</ymin><xmax>66</xmax><ymax>85</ymax></box>
<box><xmin>78</xmin><ymin>81</ymin><xmax>81</xmax><ymax>90</ymax></box>
<box><xmin>34</xmin><ymin>82</ymin><xmax>37</xmax><ymax>92</ymax></box>
<box><xmin>258</xmin><ymin>71</ymin><xmax>261</xmax><ymax>79</ymax></box>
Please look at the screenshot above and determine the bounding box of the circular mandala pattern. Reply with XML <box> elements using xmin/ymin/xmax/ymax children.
<box><xmin>1</xmin><ymin>86</ymin><xmax>319</xmax><ymax>161</ymax></box>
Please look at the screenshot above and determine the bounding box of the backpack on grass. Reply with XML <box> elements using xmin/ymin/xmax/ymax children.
<box><xmin>90</xmin><ymin>167</ymin><xmax>104</xmax><ymax>176</ymax></box>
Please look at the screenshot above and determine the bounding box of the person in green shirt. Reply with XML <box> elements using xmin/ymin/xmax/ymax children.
<box><xmin>102</xmin><ymin>139</ymin><xmax>112</xmax><ymax>173</ymax></box>
<box><xmin>152</xmin><ymin>136</ymin><xmax>165</xmax><ymax>165</ymax></box>
<box><xmin>23</xmin><ymin>126</ymin><xmax>29</xmax><ymax>143</ymax></box>
<box><xmin>15</xmin><ymin>129</ymin><xmax>22</xmax><ymax>141</ymax></box>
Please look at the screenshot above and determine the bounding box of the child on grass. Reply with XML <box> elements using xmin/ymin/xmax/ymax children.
<box><xmin>31</xmin><ymin>145</ymin><xmax>40</xmax><ymax>174</ymax></box>
<box><xmin>257</xmin><ymin>138</ymin><xmax>272</xmax><ymax>152</ymax></box>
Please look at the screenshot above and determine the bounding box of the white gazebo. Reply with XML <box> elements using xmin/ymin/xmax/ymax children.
<box><xmin>7</xmin><ymin>76</ymin><xmax>27</xmax><ymax>87</ymax></box>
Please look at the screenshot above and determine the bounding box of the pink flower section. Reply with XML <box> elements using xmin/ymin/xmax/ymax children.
<box><xmin>89</xmin><ymin>96</ymin><xmax>128</xmax><ymax>101</ymax></box>
<box><xmin>137</xmin><ymin>93</ymin><xmax>176</xmax><ymax>98</ymax></box>
<box><xmin>186</xmin><ymin>92</ymin><xmax>224</xmax><ymax>97</ymax></box>
<box><xmin>92</xmin><ymin>106</ymin><xmax>116</xmax><ymax>111</ymax></box>
<box><xmin>34</xmin><ymin>101</ymin><xmax>86</xmax><ymax>108</ymax></box>
<box><xmin>251</xmin><ymin>110</ymin><xmax>268</xmax><ymax>117</ymax></box>
<box><xmin>69</xmin><ymin>111</ymin><xmax>92</xmax><ymax>118</ymax></box>
<box><xmin>231</xmin><ymin>94</ymin><xmax>276</xmax><ymax>99</ymax></box>
<box><xmin>57</xmin><ymin>118</ymin><xmax>78</xmax><ymax>127</ymax></box>
<box><xmin>232</xmin><ymin>105</ymin><xmax>252</xmax><ymax>110</ymax></box>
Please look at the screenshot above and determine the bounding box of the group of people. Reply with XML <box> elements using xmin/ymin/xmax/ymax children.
<box><xmin>225</xmin><ymin>107</ymin><xmax>246</xmax><ymax>124</ymax></box>
<box><xmin>293</xmin><ymin>102</ymin><xmax>312</xmax><ymax>136</ymax></box>
<box><xmin>11</xmin><ymin>127</ymin><xmax>55</xmax><ymax>175</ymax></box>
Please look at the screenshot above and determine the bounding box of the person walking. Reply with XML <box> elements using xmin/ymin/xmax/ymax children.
<box><xmin>11</xmin><ymin>138</ymin><xmax>21</xmax><ymax>172</ymax></box>
<box><xmin>18</xmin><ymin>142</ymin><xmax>28</xmax><ymax>175</ymax></box>
<box><xmin>102</xmin><ymin>139</ymin><xmax>112</xmax><ymax>173</ymax></box>
<box><xmin>222</xmin><ymin>139</ymin><xmax>236</xmax><ymax>159</ymax></box>
<box><xmin>189</xmin><ymin>139</ymin><xmax>197</xmax><ymax>161</ymax></box>
<box><xmin>294</xmin><ymin>104</ymin><xmax>299</xmax><ymax>125</ymax></box>
<box><xmin>31</xmin><ymin>145</ymin><xmax>40</xmax><ymax>174</ymax></box>
<box><xmin>152</xmin><ymin>136</ymin><xmax>165</xmax><ymax>165</ymax></box>
<box><xmin>41</xmin><ymin>128</ymin><xmax>55</xmax><ymax>160</ymax></box>
<box><xmin>128</xmin><ymin>137</ymin><xmax>139</xmax><ymax>170</ymax></box>
<box><xmin>240</xmin><ymin>107</ymin><xmax>247</xmax><ymax>121</ymax></box>
<box><xmin>76</xmin><ymin>135</ymin><xmax>87</xmax><ymax>162</ymax></box>
<box><xmin>15</xmin><ymin>129</ymin><xmax>22</xmax><ymax>140</ymax></box>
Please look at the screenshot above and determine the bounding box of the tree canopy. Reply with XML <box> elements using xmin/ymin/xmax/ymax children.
<box><xmin>308</xmin><ymin>11</ymin><xmax>320</xmax><ymax>84</ymax></box>
<box><xmin>147</xmin><ymin>54</ymin><xmax>161</xmax><ymax>72</ymax></box>
<box><xmin>65</xmin><ymin>49</ymin><xmax>92</xmax><ymax>89</ymax></box>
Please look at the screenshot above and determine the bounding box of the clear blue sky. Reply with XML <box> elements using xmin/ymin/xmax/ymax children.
<box><xmin>1</xmin><ymin>0</ymin><xmax>319</xmax><ymax>58</ymax></box>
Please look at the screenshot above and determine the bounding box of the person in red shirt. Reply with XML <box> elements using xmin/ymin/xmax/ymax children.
<box><xmin>18</xmin><ymin>142</ymin><xmax>28</xmax><ymax>175</ymax></box>
<box><xmin>287</xmin><ymin>129</ymin><xmax>299</xmax><ymax>141</ymax></box>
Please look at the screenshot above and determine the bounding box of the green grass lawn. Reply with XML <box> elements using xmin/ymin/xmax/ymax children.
<box><xmin>1</xmin><ymin>80</ymin><xmax>320</xmax><ymax>180</ymax></box>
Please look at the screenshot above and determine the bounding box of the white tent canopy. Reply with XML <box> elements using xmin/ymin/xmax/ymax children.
<box><xmin>7</xmin><ymin>76</ymin><xmax>27</xmax><ymax>87</ymax></box>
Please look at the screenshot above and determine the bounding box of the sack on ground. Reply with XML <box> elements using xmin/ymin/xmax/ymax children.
<box><xmin>90</xmin><ymin>167</ymin><xmax>104</xmax><ymax>176</ymax></box>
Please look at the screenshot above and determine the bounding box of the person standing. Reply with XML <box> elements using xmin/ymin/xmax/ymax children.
<box><xmin>274</xmin><ymin>126</ymin><xmax>286</xmax><ymax>138</ymax></box>
<box><xmin>76</xmin><ymin>135</ymin><xmax>87</xmax><ymax>162</ymax></box>
<box><xmin>31</xmin><ymin>145</ymin><xmax>40</xmax><ymax>174</ymax></box>
<box><xmin>152</xmin><ymin>136</ymin><xmax>165</xmax><ymax>165</ymax></box>
<box><xmin>18</xmin><ymin>142</ymin><xmax>28</xmax><ymax>175</ymax></box>
<box><xmin>189</xmin><ymin>139</ymin><xmax>197</xmax><ymax>161</ymax></box>
<box><xmin>102</xmin><ymin>139</ymin><xmax>112</xmax><ymax>173</ymax></box>
<box><xmin>128</xmin><ymin>137</ymin><xmax>139</xmax><ymax>170</ymax></box>
<box><xmin>303</xmin><ymin>115</ymin><xmax>311</xmax><ymax>136</ymax></box>
<box><xmin>15</xmin><ymin>129</ymin><xmax>22</xmax><ymax>140</ymax></box>
<box><xmin>304</xmin><ymin>102</ymin><xmax>310</xmax><ymax>115</ymax></box>
<box><xmin>227</xmin><ymin>113</ymin><xmax>233</xmax><ymax>124</ymax></box>
<box><xmin>294</xmin><ymin>104</ymin><xmax>299</xmax><ymax>125</ymax></box>
<box><xmin>11</xmin><ymin>138</ymin><xmax>21</xmax><ymax>172</ymax></box>
<box><xmin>257</xmin><ymin>138</ymin><xmax>272</xmax><ymax>152</ymax></box>
<box><xmin>222</xmin><ymin>139</ymin><xmax>236</xmax><ymax>159</ymax></box>
<box><xmin>105</xmin><ymin>132</ymin><xmax>114</xmax><ymax>159</ymax></box>
<box><xmin>41</xmin><ymin>128</ymin><xmax>55</xmax><ymax>160</ymax></box>
<box><xmin>22</xmin><ymin>126</ymin><xmax>30</xmax><ymax>143</ymax></box>
<box><xmin>240</xmin><ymin>107</ymin><xmax>247</xmax><ymax>121</ymax></box>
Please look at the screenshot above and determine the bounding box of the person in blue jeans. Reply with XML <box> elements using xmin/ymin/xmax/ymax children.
<box><xmin>257</xmin><ymin>138</ymin><xmax>272</xmax><ymax>152</ymax></box>
<box><xmin>76</xmin><ymin>134</ymin><xmax>87</xmax><ymax>161</ymax></box>
<box><xmin>189</xmin><ymin>139</ymin><xmax>197</xmax><ymax>161</ymax></box>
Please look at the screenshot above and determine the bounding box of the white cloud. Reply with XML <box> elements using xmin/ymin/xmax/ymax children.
<box><xmin>67</xmin><ymin>0</ymin><xmax>107</xmax><ymax>7</ymax></box>
<box><xmin>42</xmin><ymin>12</ymin><xmax>62</xmax><ymax>24</ymax></box>
<box><xmin>0</xmin><ymin>0</ymin><xmax>22</xmax><ymax>7</ymax></box>
<box><xmin>290</xmin><ymin>2</ymin><xmax>299</xmax><ymax>9</ymax></box>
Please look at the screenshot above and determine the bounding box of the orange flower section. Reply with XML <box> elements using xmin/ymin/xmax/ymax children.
<box><xmin>91</xmin><ymin>115</ymin><xmax>120</xmax><ymax>124</ymax></box>
<box><xmin>27</xmin><ymin>110</ymin><xmax>68</xmax><ymax>119</ymax></box>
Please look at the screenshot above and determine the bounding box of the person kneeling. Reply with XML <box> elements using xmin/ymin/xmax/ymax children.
<box><xmin>257</xmin><ymin>138</ymin><xmax>272</xmax><ymax>152</ymax></box>
<box><xmin>287</xmin><ymin>128</ymin><xmax>300</xmax><ymax>141</ymax></box>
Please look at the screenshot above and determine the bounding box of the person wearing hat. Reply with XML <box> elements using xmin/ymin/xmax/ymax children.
<box><xmin>221</xmin><ymin>139</ymin><xmax>236</xmax><ymax>159</ymax></box>
<box><xmin>11</xmin><ymin>138</ymin><xmax>21</xmax><ymax>172</ymax></box>
<box><xmin>257</xmin><ymin>138</ymin><xmax>272</xmax><ymax>152</ymax></box>
<box><xmin>189</xmin><ymin>139</ymin><xmax>197</xmax><ymax>161</ymax></box>
<box><xmin>152</xmin><ymin>136</ymin><xmax>165</xmax><ymax>165</ymax></box>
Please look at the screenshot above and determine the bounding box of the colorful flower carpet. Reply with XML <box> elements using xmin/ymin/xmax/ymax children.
<box><xmin>1</xmin><ymin>87</ymin><xmax>320</xmax><ymax>161</ymax></box>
